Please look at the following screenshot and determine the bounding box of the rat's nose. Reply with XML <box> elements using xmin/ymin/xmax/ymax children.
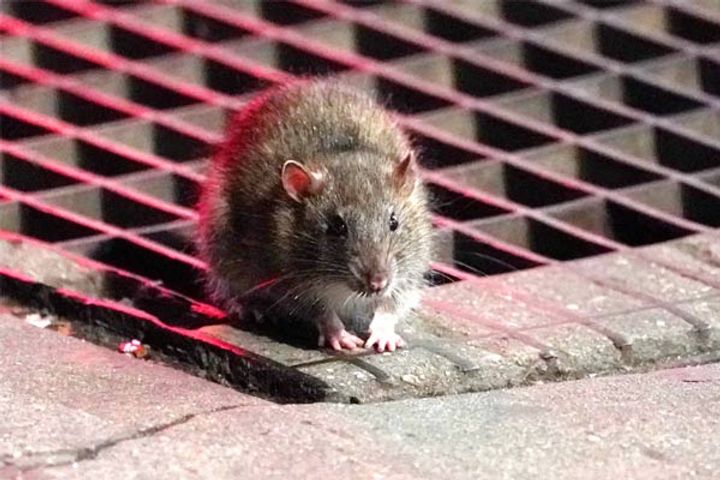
<box><xmin>366</xmin><ymin>272</ymin><xmax>389</xmax><ymax>293</ymax></box>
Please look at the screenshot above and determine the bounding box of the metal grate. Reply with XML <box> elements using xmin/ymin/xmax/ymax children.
<box><xmin>0</xmin><ymin>1</ymin><xmax>719</xmax><ymax>397</ymax></box>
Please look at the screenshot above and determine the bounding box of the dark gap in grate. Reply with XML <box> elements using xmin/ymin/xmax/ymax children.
<box><xmin>0</xmin><ymin>71</ymin><xmax>27</xmax><ymax>90</ymax></box>
<box><xmin>101</xmin><ymin>190</ymin><xmax>179</xmax><ymax>228</ymax></box>
<box><xmin>428</xmin><ymin>184</ymin><xmax>509</xmax><ymax>221</ymax></box>
<box><xmin>260</xmin><ymin>1</ymin><xmax>326</xmax><ymax>26</ymax></box>
<box><xmin>503</xmin><ymin>165</ymin><xmax>587</xmax><ymax>207</ymax></box>
<box><xmin>142</xmin><ymin>223</ymin><xmax>195</xmax><ymax>253</ymax></box>
<box><xmin>523</xmin><ymin>43</ymin><xmax>598</xmax><ymax>79</ymax></box>
<box><xmin>339</xmin><ymin>0</ymin><xmax>388</xmax><ymax>6</ymax></box>
<box><xmin>4</xmin><ymin>0</ymin><xmax>77</xmax><ymax>24</ymax></box>
<box><xmin>32</xmin><ymin>44</ymin><xmax>103</xmax><ymax>74</ymax></box>
<box><xmin>424</xmin><ymin>9</ymin><xmax>496</xmax><ymax>43</ymax></box>
<box><xmin>204</xmin><ymin>60</ymin><xmax>269</xmax><ymax>95</ymax></box>
<box><xmin>423</xmin><ymin>269</ymin><xmax>460</xmax><ymax>287</ymax></box>
<box><xmin>576</xmin><ymin>148</ymin><xmax>662</xmax><ymax>188</ymax></box>
<box><xmin>277</xmin><ymin>43</ymin><xmax>348</xmax><ymax>75</ymax></box>
<box><xmin>474</xmin><ymin>113</ymin><xmax>554</xmax><ymax>151</ymax></box>
<box><xmin>376</xmin><ymin>78</ymin><xmax>452</xmax><ymax>114</ymax></box>
<box><xmin>454</xmin><ymin>59</ymin><xmax>531</xmax><ymax>97</ymax></box>
<box><xmin>552</xmin><ymin>94</ymin><xmax>633</xmax><ymax>134</ymax></box>
<box><xmin>0</xmin><ymin>113</ymin><xmax>50</xmax><ymax>140</ymax></box>
<box><xmin>0</xmin><ymin>153</ymin><xmax>77</xmax><ymax>191</ymax></box>
<box><xmin>57</xmin><ymin>91</ymin><xmax>129</xmax><ymax>126</ymax></box>
<box><xmin>94</xmin><ymin>0</ymin><xmax>148</xmax><ymax>6</ymax></box>
<box><xmin>88</xmin><ymin>238</ymin><xmax>203</xmax><ymax>299</ymax></box>
<box><xmin>20</xmin><ymin>204</ymin><xmax>99</xmax><ymax>242</ymax></box>
<box><xmin>575</xmin><ymin>0</ymin><xmax>639</xmax><ymax>9</ymax></box>
<box><xmin>412</xmin><ymin>133</ymin><xmax>480</xmax><ymax>169</ymax></box>
<box><xmin>128</xmin><ymin>77</ymin><xmax>198</xmax><ymax>110</ymax></box>
<box><xmin>597</xmin><ymin>24</ymin><xmax>675</xmax><ymax>63</ymax></box>
<box><xmin>666</xmin><ymin>7</ymin><xmax>720</xmax><ymax>44</ymax></box>
<box><xmin>621</xmin><ymin>77</ymin><xmax>703</xmax><ymax>115</ymax></box>
<box><xmin>606</xmin><ymin>201</ymin><xmax>692</xmax><ymax>246</ymax></box>
<box><xmin>76</xmin><ymin>141</ymin><xmax>151</xmax><ymax>176</ymax></box>
<box><xmin>680</xmin><ymin>186</ymin><xmax>720</xmax><ymax>227</ymax></box>
<box><xmin>153</xmin><ymin>125</ymin><xmax>209</xmax><ymax>162</ymax></box>
<box><xmin>700</xmin><ymin>59</ymin><xmax>720</xmax><ymax>97</ymax></box>
<box><xmin>528</xmin><ymin>219</ymin><xmax>612</xmax><ymax>260</ymax></box>
<box><xmin>656</xmin><ymin>129</ymin><xmax>720</xmax><ymax>172</ymax></box>
<box><xmin>500</xmin><ymin>0</ymin><xmax>573</xmax><ymax>27</ymax></box>
<box><xmin>182</xmin><ymin>10</ymin><xmax>248</xmax><ymax>43</ymax></box>
<box><xmin>123</xmin><ymin>172</ymin><xmax>201</xmax><ymax>209</ymax></box>
<box><xmin>109</xmin><ymin>26</ymin><xmax>176</xmax><ymax>59</ymax></box>
<box><xmin>354</xmin><ymin>25</ymin><xmax>425</xmax><ymax>60</ymax></box>
<box><xmin>453</xmin><ymin>231</ymin><xmax>541</xmax><ymax>275</ymax></box>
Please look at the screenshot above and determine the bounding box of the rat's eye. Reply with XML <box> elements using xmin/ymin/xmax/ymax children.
<box><xmin>326</xmin><ymin>214</ymin><xmax>347</xmax><ymax>237</ymax></box>
<box><xmin>389</xmin><ymin>212</ymin><xmax>399</xmax><ymax>232</ymax></box>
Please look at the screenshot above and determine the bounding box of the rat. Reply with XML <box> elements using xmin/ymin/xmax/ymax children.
<box><xmin>196</xmin><ymin>79</ymin><xmax>433</xmax><ymax>352</ymax></box>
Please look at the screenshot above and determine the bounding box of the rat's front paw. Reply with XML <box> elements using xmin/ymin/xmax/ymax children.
<box><xmin>318</xmin><ymin>329</ymin><xmax>364</xmax><ymax>351</ymax></box>
<box><xmin>365</xmin><ymin>329</ymin><xmax>406</xmax><ymax>353</ymax></box>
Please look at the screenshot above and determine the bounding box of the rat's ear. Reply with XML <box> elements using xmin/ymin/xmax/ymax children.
<box><xmin>281</xmin><ymin>160</ymin><xmax>325</xmax><ymax>202</ymax></box>
<box><xmin>393</xmin><ymin>152</ymin><xmax>418</xmax><ymax>195</ymax></box>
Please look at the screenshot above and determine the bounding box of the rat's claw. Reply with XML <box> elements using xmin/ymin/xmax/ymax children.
<box><xmin>319</xmin><ymin>329</ymin><xmax>363</xmax><ymax>351</ymax></box>
<box><xmin>365</xmin><ymin>330</ymin><xmax>406</xmax><ymax>353</ymax></box>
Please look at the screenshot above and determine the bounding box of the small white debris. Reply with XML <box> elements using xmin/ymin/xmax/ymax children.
<box><xmin>566</xmin><ymin>304</ymin><xmax>580</xmax><ymax>311</ymax></box>
<box><xmin>401</xmin><ymin>374</ymin><xmax>421</xmax><ymax>386</ymax></box>
<box><xmin>25</xmin><ymin>313</ymin><xmax>52</xmax><ymax>329</ymax></box>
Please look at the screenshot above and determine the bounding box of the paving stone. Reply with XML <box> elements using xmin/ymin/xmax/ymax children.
<box><xmin>494</xmin><ymin>265</ymin><xmax>651</xmax><ymax>316</ymax></box>
<box><xmin>595</xmin><ymin>309</ymin><xmax>701</xmax><ymax>365</ymax></box>
<box><xmin>675</xmin><ymin>295</ymin><xmax>720</xmax><ymax>349</ymax></box>
<box><xmin>523</xmin><ymin>323</ymin><xmax>623</xmax><ymax>375</ymax></box>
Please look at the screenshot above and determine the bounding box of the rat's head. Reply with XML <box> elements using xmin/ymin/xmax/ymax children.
<box><xmin>277</xmin><ymin>151</ymin><xmax>432</xmax><ymax>304</ymax></box>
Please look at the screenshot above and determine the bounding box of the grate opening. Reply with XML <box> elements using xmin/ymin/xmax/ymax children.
<box><xmin>621</xmin><ymin>77</ymin><xmax>703</xmax><ymax>115</ymax></box>
<box><xmin>75</xmin><ymin>141</ymin><xmax>152</xmax><ymax>176</ymax></box>
<box><xmin>424</xmin><ymin>9</ymin><xmax>496</xmax><ymax>43</ymax></box>
<box><xmin>122</xmin><ymin>172</ymin><xmax>201</xmax><ymax>209</ymax></box>
<box><xmin>575</xmin><ymin>0</ymin><xmax>639</xmax><ymax>9</ymax></box>
<box><xmin>503</xmin><ymin>165</ymin><xmax>588</xmax><ymax>207</ymax></box>
<box><xmin>454</xmin><ymin>59</ymin><xmax>532</xmax><ymax>97</ymax></box>
<box><xmin>499</xmin><ymin>0</ymin><xmax>573</xmax><ymax>27</ymax></box>
<box><xmin>277</xmin><ymin>43</ymin><xmax>348</xmax><ymax>75</ymax></box>
<box><xmin>354</xmin><ymin>25</ymin><xmax>426</xmax><ymax>60</ymax></box>
<box><xmin>597</xmin><ymin>24</ymin><xmax>675</xmax><ymax>63</ymax></box>
<box><xmin>100</xmin><ymin>190</ymin><xmax>180</xmax><ymax>228</ymax></box>
<box><xmin>57</xmin><ymin>91</ymin><xmax>129</xmax><ymax>126</ymax></box>
<box><xmin>0</xmin><ymin>112</ymin><xmax>50</xmax><ymax>140</ymax></box>
<box><xmin>153</xmin><ymin>125</ymin><xmax>210</xmax><ymax>162</ymax></box>
<box><xmin>182</xmin><ymin>9</ymin><xmax>249</xmax><ymax>43</ymax></box>
<box><xmin>475</xmin><ymin>112</ymin><xmax>555</xmax><ymax>151</ymax></box>
<box><xmin>142</xmin><ymin>222</ymin><xmax>195</xmax><ymax>253</ymax></box>
<box><xmin>127</xmin><ymin>76</ymin><xmax>198</xmax><ymax>110</ymax></box>
<box><xmin>19</xmin><ymin>204</ymin><xmax>100</xmax><ymax>242</ymax></box>
<box><xmin>0</xmin><ymin>71</ymin><xmax>28</xmax><ymax>91</ymax></box>
<box><xmin>376</xmin><ymin>78</ymin><xmax>452</xmax><ymax>113</ymax></box>
<box><xmin>412</xmin><ymin>133</ymin><xmax>481</xmax><ymax>169</ymax></box>
<box><xmin>700</xmin><ymin>59</ymin><xmax>720</xmax><ymax>97</ymax></box>
<box><xmin>453</xmin><ymin>231</ymin><xmax>541</xmax><ymax>276</ymax></box>
<box><xmin>666</xmin><ymin>7</ymin><xmax>720</xmax><ymax>44</ymax></box>
<box><xmin>260</xmin><ymin>1</ymin><xmax>326</xmax><ymax>26</ymax></box>
<box><xmin>32</xmin><ymin>43</ymin><xmax>103</xmax><ymax>74</ymax></box>
<box><xmin>204</xmin><ymin>60</ymin><xmax>269</xmax><ymax>95</ymax></box>
<box><xmin>551</xmin><ymin>94</ymin><xmax>634</xmax><ymax>134</ymax></box>
<box><xmin>428</xmin><ymin>183</ymin><xmax>509</xmax><ymax>221</ymax></box>
<box><xmin>528</xmin><ymin>219</ymin><xmax>612</xmax><ymax>260</ymax></box>
<box><xmin>109</xmin><ymin>26</ymin><xmax>177</xmax><ymax>59</ymax></box>
<box><xmin>89</xmin><ymin>237</ymin><xmax>203</xmax><ymax>299</ymax></box>
<box><xmin>549</xmin><ymin>198</ymin><xmax>693</xmax><ymax>247</ymax></box>
<box><xmin>523</xmin><ymin>43</ymin><xmax>599</xmax><ymax>79</ymax></box>
<box><xmin>655</xmin><ymin>129</ymin><xmax>720</xmax><ymax>173</ymax></box>
<box><xmin>3</xmin><ymin>0</ymin><xmax>77</xmax><ymax>25</ymax></box>
<box><xmin>0</xmin><ymin>153</ymin><xmax>78</xmax><ymax>192</ymax></box>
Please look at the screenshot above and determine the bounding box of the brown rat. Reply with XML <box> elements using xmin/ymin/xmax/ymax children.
<box><xmin>197</xmin><ymin>79</ymin><xmax>433</xmax><ymax>352</ymax></box>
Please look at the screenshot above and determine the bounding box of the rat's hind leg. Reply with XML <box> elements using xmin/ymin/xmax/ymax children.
<box><xmin>316</xmin><ymin>309</ymin><xmax>364</xmax><ymax>351</ymax></box>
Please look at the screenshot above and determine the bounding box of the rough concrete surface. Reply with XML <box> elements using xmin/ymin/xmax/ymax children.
<box><xmin>2</xmin><ymin>309</ymin><xmax>719</xmax><ymax>480</ymax></box>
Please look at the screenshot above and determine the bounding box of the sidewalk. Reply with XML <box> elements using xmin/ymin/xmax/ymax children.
<box><xmin>2</xmin><ymin>310</ymin><xmax>719</xmax><ymax>480</ymax></box>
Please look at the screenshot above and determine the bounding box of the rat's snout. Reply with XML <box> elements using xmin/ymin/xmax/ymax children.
<box><xmin>365</xmin><ymin>271</ymin><xmax>389</xmax><ymax>294</ymax></box>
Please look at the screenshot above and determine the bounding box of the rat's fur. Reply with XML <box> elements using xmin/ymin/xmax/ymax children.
<box><xmin>197</xmin><ymin>79</ymin><xmax>433</xmax><ymax>348</ymax></box>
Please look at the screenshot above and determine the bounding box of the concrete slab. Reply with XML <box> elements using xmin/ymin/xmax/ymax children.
<box><xmin>1</xmin><ymin>233</ymin><xmax>720</xmax><ymax>403</ymax></box>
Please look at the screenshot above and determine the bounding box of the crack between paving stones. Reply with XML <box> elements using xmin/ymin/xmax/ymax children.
<box><xmin>5</xmin><ymin>403</ymin><xmax>253</xmax><ymax>472</ymax></box>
